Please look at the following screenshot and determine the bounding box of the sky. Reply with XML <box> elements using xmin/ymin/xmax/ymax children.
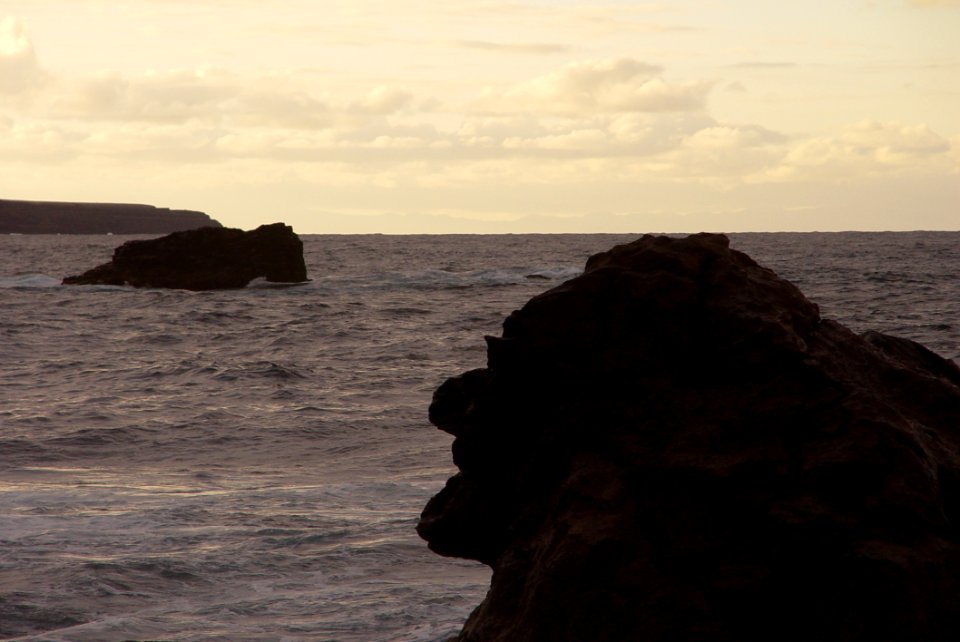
<box><xmin>1</xmin><ymin>0</ymin><xmax>958</xmax><ymax>233</ymax></box>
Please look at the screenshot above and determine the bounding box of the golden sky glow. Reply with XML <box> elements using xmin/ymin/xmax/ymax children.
<box><xmin>2</xmin><ymin>1</ymin><xmax>958</xmax><ymax>232</ymax></box>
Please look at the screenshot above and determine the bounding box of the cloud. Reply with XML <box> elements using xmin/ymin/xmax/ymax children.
<box><xmin>503</xmin><ymin>127</ymin><xmax>610</xmax><ymax>152</ymax></box>
<box><xmin>683</xmin><ymin>125</ymin><xmax>786</xmax><ymax>150</ymax></box>
<box><xmin>0</xmin><ymin>16</ymin><xmax>47</xmax><ymax>93</ymax></box>
<box><xmin>448</xmin><ymin>111</ymin><xmax>723</xmax><ymax>161</ymax></box>
<box><xmin>0</xmin><ymin>120</ymin><xmax>83</xmax><ymax>162</ymax></box>
<box><xmin>840</xmin><ymin>120</ymin><xmax>950</xmax><ymax>156</ymax></box>
<box><xmin>725</xmin><ymin>62</ymin><xmax>798</xmax><ymax>69</ymax></box>
<box><xmin>757</xmin><ymin>121</ymin><xmax>954</xmax><ymax>182</ymax></box>
<box><xmin>33</xmin><ymin>67</ymin><xmax>420</xmax><ymax>128</ymax></box>
<box><xmin>57</xmin><ymin>68</ymin><xmax>238</xmax><ymax>123</ymax></box>
<box><xmin>452</xmin><ymin>40</ymin><xmax>571</xmax><ymax>55</ymax></box>
<box><xmin>7</xmin><ymin>56</ymin><xmax>720</xmax><ymax>166</ymax></box>
<box><xmin>475</xmin><ymin>58</ymin><xmax>711</xmax><ymax>115</ymax></box>
<box><xmin>908</xmin><ymin>0</ymin><xmax>960</xmax><ymax>6</ymax></box>
<box><xmin>348</xmin><ymin>86</ymin><xmax>415</xmax><ymax>115</ymax></box>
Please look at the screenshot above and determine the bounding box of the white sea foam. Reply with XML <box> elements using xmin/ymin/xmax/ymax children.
<box><xmin>0</xmin><ymin>273</ymin><xmax>62</xmax><ymax>288</ymax></box>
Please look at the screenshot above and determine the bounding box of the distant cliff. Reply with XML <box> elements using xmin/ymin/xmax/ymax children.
<box><xmin>0</xmin><ymin>199</ymin><xmax>221</xmax><ymax>234</ymax></box>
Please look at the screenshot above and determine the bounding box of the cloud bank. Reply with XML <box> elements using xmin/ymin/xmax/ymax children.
<box><xmin>2</xmin><ymin>7</ymin><xmax>957</xmax><ymax>232</ymax></box>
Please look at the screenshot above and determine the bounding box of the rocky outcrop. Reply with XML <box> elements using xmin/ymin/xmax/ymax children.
<box><xmin>0</xmin><ymin>199</ymin><xmax>220</xmax><ymax>234</ymax></box>
<box><xmin>418</xmin><ymin>233</ymin><xmax>960</xmax><ymax>642</ymax></box>
<box><xmin>63</xmin><ymin>223</ymin><xmax>307</xmax><ymax>290</ymax></box>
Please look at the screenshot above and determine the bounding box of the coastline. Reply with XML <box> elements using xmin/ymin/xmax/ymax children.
<box><xmin>0</xmin><ymin>199</ymin><xmax>220</xmax><ymax>235</ymax></box>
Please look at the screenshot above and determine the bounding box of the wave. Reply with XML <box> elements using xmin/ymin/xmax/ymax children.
<box><xmin>43</xmin><ymin>426</ymin><xmax>158</xmax><ymax>451</ymax></box>
<box><xmin>314</xmin><ymin>265</ymin><xmax>582</xmax><ymax>292</ymax></box>
<box><xmin>0</xmin><ymin>263</ymin><xmax>582</xmax><ymax>294</ymax></box>
<box><xmin>211</xmin><ymin>360</ymin><xmax>310</xmax><ymax>381</ymax></box>
<box><xmin>0</xmin><ymin>273</ymin><xmax>62</xmax><ymax>289</ymax></box>
<box><xmin>246</xmin><ymin>277</ymin><xmax>313</xmax><ymax>289</ymax></box>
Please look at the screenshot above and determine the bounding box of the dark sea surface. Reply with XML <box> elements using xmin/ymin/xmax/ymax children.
<box><xmin>1</xmin><ymin>232</ymin><xmax>958</xmax><ymax>641</ymax></box>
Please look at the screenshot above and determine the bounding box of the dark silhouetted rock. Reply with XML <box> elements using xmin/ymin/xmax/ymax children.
<box><xmin>0</xmin><ymin>198</ymin><xmax>221</xmax><ymax>234</ymax></box>
<box><xmin>419</xmin><ymin>233</ymin><xmax>960</xmax><ymax>642</ymax></box>
<box><xmin>63</xmin><ymin>223</ymin><xmax>307</xmax><ymax>290</ymax></box>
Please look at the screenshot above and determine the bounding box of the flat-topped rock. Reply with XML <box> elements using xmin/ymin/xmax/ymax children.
<box><xmin>63</xmin><ymin>223</ymin><xmax>307</xmax><ymax>290</ymax></box>
<box><xmin>419</xmin><ymin>233</ymin><xmax>960</xmax><ymax>642</ymax></box>
<box><xmin>0</xmin><ymin>199</ymin><xmax>220</xmax><ymax>234</ymax></box>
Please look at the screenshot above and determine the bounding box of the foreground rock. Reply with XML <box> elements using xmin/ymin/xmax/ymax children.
<box><xmin>63</xmin><ymin>223</ymin><xmax>307</xmax><ymax>290</ymax></box>
<box><xmin>418</xmin><ymin>233</ymin><xmax>960</xmax><ymax>642</ymax></box>
<box><xmin>0</xmin><ymin>198</ymin><xmax>220</xmax><ymax>234</ymax></box>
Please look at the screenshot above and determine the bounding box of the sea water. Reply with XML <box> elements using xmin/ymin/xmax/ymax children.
<box><xmin>1</xmin><ymin>232</ymin><xmax>958</xmax><ymax>641</ymax></box>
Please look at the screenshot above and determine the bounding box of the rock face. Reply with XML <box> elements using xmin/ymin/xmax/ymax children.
<box><xmin>0</xmin><ymin>199</ymin><xmax>221</xmax><ymax>234</ymax></box>
<box><xmin>63</xmin><ymin>223</ymin><xmax>307</xmax><ymax>290</ymax></box>
<box><xmin>418</xmin><ymin>233</ymin><xmax>960</xmax><ymax>642</ymax></box>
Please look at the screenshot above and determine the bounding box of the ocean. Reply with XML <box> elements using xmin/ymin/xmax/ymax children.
<box><xmin>1</xmin><ymin>232</ymin><xmax>958</xmax><ymax>641</ymax></box>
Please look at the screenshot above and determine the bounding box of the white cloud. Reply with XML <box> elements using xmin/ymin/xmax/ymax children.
<box><xmin>452</xmin><ymin>40</ymin><xmax>570</xmax><ymax>55</ymax></box>
<box><xmin>348</xmin><ymin>86</ymin><xmax>414</xmax><ymax>115</ymax></box>
<box><xmin>0</xmin><ymin>120</ymin><xmax>81</xmax><ymax>161</ymax></box>
<box><xmin>840</xmin><ymin>120</ymin><xmax>950</xmax><ymax>156</ymax></box>
<box><xmin>683</xmin><ymin>125</ymin><xmax>784</xmax><ymax>151</ymax></box>
<box><xmin>46</xmin><ymin>67</ymin><xmax>330</xmax><ymax>127</ymax></box>
<box><xmin>756</xmin><ymin>121</ymin><xmax>955</xmax><ymax>182</ymax></box>
<box><xmin>13</xmin><ymin>64</ymin><xmax>423</xmax><ymax>131</ymax></box>
<box><xmin>0</xmin><ymin>16</ymin><xmax>46</xmax><ymax>93</ymax></box>
<box><xmin>908</xmin><ymin>0</ymin><xmax>960</xmax><ymax>6</ymax></box>
<box><xmin>475</xmin><ymin>58</ymin><xmax>711</xmax><ymax>115</ymax></box>
<box><xmin>503</xmin><ymin>128</ymin><xmax>610</xmax><ymax>151</ymax></box>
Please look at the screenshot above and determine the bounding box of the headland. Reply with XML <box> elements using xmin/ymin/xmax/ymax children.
<box><xmin>0</xmin><ymin>198</ymin><xmax>221</xmax><ymax>234</ymax></box>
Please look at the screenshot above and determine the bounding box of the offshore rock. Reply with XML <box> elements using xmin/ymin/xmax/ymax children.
<box><xmin>63</xmin><ymin>223</ymin><xmax>307</xmax><ymax>290</ymax></box>
<box><xmin>0</xmin><ymin>198</ymin><xmax>220</xmax><ymax>234</ymax></box>
<box><xmin>418</xmin><ymin>233</ymin><xmax>960</xmax><ymax>642</ymax></box>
